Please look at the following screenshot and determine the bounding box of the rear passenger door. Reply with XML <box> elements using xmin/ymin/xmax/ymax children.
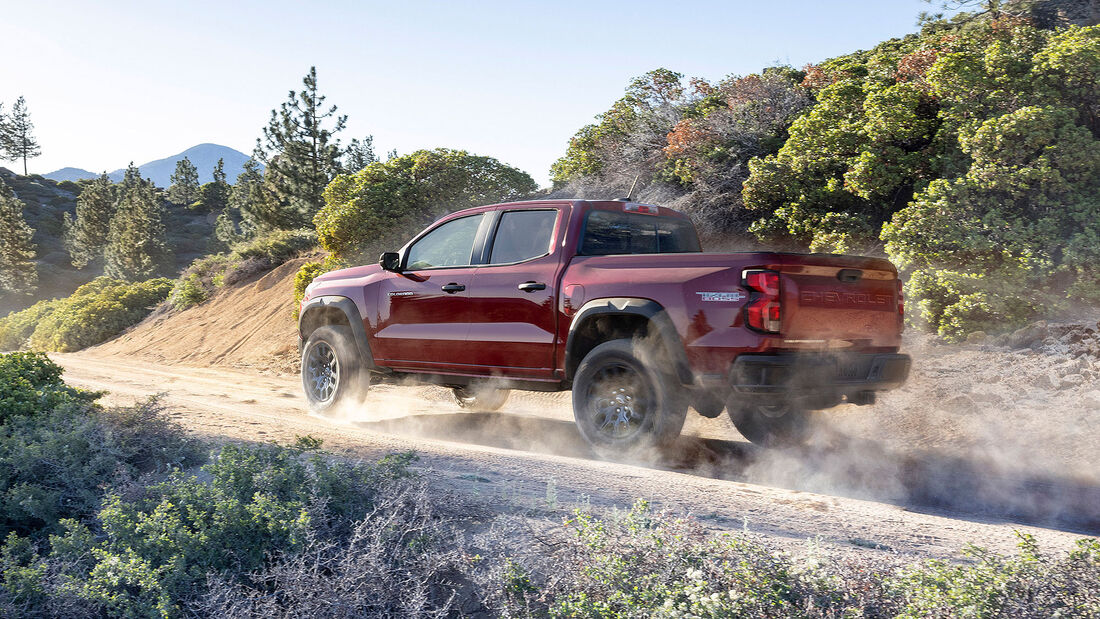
<box><xmin>464</xmin><ymin>208</ymin><xmax>563</xmax><ymax>378</ymax></box>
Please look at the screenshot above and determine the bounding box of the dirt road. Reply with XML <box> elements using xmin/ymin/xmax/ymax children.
<box><xmin>53</xmin><ymin>351</ymin><xmax>1097</xmax><ymax>561</ymax></box>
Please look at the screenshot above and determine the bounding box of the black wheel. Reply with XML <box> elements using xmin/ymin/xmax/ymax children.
<box><xmin>301</xmin><ymin>325</ymin><xmax>367</xmax><ymax>415</ymax></box>
<box><xmin>571</xmin><ymin>339</ymin><xmax>687</xmax><ymax>452</ymax></box>
<box><xmin>452</xmin><ymin>386</ymin><xmax>510</xmax><ymax>412</ymax></box>
<box><xmin>693</xmin><ymin>392</ymin><xmax>726</xmax><ymax>418</ymax></box>
<box><xmin>726</xmin><ymin>401</ymin><xmax>810</xmax><ymax>447</ymax></box>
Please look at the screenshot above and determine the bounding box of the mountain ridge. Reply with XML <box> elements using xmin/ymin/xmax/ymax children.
<box><xmin>43</xmin><ymin>143</ymin><xmax>256</xmax><ymax>187</ymax></box>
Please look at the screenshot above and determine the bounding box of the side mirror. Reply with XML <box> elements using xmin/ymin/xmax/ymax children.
<box><xmin>379</xmin><ymin>251</ymin><xmax>402</xmax><ymax>272</ymax></box>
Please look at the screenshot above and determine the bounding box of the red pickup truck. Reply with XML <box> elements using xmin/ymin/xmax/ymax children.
<box><xmin>299</xmin><ymin>199</ymin><xmax>910</xmax><ymax>450</ymax></box>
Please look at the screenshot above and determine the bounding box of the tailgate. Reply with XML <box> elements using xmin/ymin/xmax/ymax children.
<box><xmin>776</xmin><ymin>260</ymin><xmax>901</xmax><ymax>347</ymax></box>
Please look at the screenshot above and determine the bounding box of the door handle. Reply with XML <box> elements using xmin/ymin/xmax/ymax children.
<box><xmin>518</xmin><ymin>281</ymin><xmax>547</xmax><ymax>292</ymax></box>
<box><xmin>441</xmin><ymin>283</ymin><xmax>465</xmax><ymax>293</ymax></box>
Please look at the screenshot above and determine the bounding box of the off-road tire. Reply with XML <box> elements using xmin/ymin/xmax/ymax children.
<box><xmin>301</xmin><ymin>325</ymin><xmax>367</xmax><ymax>415</ymax></box>
<box><xmin>693</xmin><ymin>392</ymin><xmax>726</xmax><ymax>418</ymax></box>
<box><xmin>452</xmin><ymin>386</ymin><xmax>510</xmax><ymax>412</ymax></box>
<box><xmin>726</xmin><ymin>402</ymin><xmax>810</xmax><ymax>448</ymax></box>
<box><xmin>572</xmin><ymin>339</ymin><xmax>687</xmax><ymax>453</ymax></box>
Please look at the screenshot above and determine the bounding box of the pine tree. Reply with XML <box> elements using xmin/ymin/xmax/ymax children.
<box><xmin>229</xmin><ymin>158</ymin><xmax>263</xmax><ymax>215</ymax></box>
<box><xmin>168</xmin><ymin>157</ymin><xmax>200</xmax><ymax>206</ymax></box>
<box><xmin>0</xmin><ymin>182</ymin><xmax>37</xmax><ymax>295</ymax></box>
<box><xmin>344</xmin><ymin>136</ymin><xmax>377</xmax><ymax>172</ymax></box>
<box><xmin>218</xmin><ymin>158</ymin><xmax>263</xmax><ymax>245</ymax></box>
<box><xmin>63</xmin><ymin>172</ymin><xmax>116</xmax><ymax>268</ymax></box>
<box><xmin>253</xmin><ymin>66</ymin><xmax>346</xmax><ymax>229</ymax></box>
<box><xmin>194</xmin><ymin>158</ymin><xmax>229</xmax><ymax>213</ymax></box>
<box><xmin>104</xmin><ymin>164</ymin><xmax>171</xmax><ymax>281</ymax></box>
<box><xmin>4</xmin><ymin>97</ymin><xmax>41</xmax><ymax>176</ymax></box>
<box><xmin>0</xmin><ymin>103</ymin><xmax>9</xmax><ymax>157</ymax></box>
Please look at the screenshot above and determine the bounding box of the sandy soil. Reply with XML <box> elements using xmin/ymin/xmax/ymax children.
<box><xmin>53</xmin><ymin>350</ymin><xmax>1098</xmax><ymax>562</ymax></box>
<box><xmin>87</xmin><ymin>257</ymin><xmax>309</xmax><ymax>374</ymax></box>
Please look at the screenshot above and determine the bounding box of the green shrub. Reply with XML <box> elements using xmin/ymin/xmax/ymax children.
<box><xmin>890</xmin><ymin>536</ymin><xmax>1100</xmax><ymax>618</ymax></box>
<box><xmin>23</xmin><ymin>277</ymin><xmax>172</xmax><ymax>352</ymax></box>
<box><xmin>292</xmin><ymin>257</ymin><xmax>346</xmax><ymax>310</ymax></box>
<box><xmin>165</xmin><ymin>229</ymin><xmax>318</xmax><ymax>313</ymax></box>
<box><xmin>169</xmin><ymin>273</ymin><xmax>207</xmax><ymax>310</ymax></box>
<box><xmin>505</xmin><ymin>500</ymin><xmax>878</xmax><ymax>617</ymax></box>
<box><xmin>232</xmin><ymin>228</ymin><xmax>317</xmax><ymax>264</ymax></box>
<box><xmin>56</xmin><ymin>180</ymin><xmax>81</xmax><ymax>194</ymax></box>
<box><xmin>33</xmin><ymin>446</ymin><xmax>416</xmax><ymax>616</ymax></box>
<box><xmin>0</xmin><ymin>353</ymin><xmax>95</xmax><ymax>423</ymax></box>
<box><xmin>293</xmin><ymin>260</ymin><xmax>326</xmax><ymax>306</ymax></box>
<box><xmin>0</xmin><ymin>353</ymin><xmax>198</xmax><ymax>539</ymax></box>
<box><xmin>883</xmin><ymin>103</ymin><xmax>1100</xmax><ymax>338</ymax></box>
<box><xmin>0</xmin><ymin>300</ymin><xmax>61</xmax><ymax>351</ymax></box>
<box><xmin>0</xmin><ymin>400</ymin><xmax>199</xmax><ymax>540</ymax></box>
<box><xmin>493</xmin><ymin>502</ymin><xmax>1100</xmax><ymax>618</ymax></box>
<box><xmin>315</xmin><ymin>149</ymin><xmax>536</xmax><ymax>262</ymax></box>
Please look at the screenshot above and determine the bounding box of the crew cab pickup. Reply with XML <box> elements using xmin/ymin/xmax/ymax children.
<box><xmin>299</xmin><ymin>199</ymin><xmax>910</xmax><ymax>449</ymax></box>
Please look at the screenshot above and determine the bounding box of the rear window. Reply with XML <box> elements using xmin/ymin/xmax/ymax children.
<box><xmin>579</xmin><ymin>210</ymin><xmax>701</xmax><ymax>255</ymax></box>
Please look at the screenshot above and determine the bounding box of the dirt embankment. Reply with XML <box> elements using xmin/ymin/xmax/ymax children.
<box><xmin>88</xmin><ymin>258</ymin><xmax>308</xmax><ymax>372</ymax></box>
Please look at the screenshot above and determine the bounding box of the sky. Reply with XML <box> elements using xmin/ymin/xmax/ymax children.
<box><xmin>0</xmin><ymin>1</ymin><xmax>956</xmax><ymax>186</ymax></box>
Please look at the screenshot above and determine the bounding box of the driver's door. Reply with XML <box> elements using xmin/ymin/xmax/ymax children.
<box><xmin>372</xmin><ymin>213</ymin><xmax>487</xmax><ymax>371</ymax></box>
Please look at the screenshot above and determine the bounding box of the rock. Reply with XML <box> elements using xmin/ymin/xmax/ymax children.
<box><xmin>944</xmin><ymin>394</ymin><xmax>977</xmax><ymax>413</ymax></box>
<box><xmin>967</xmin><ymin>331</ymin><xmax>987</xmax><ymax>344</ymax></box>
<box><xmin>1034</xmin><ymin>372</ymin><xmax>1060</xmax><ymax>389</ymax></box>
<box><xmin>1054</xmin><ymin>359</ymin><xmax>1085</xmax><ymax>376</ymax></box>
<box><xmin>1083</xmin><ymin>391</ymin><xmax>1100</xmax><ymax>409</ymax></box>
<box><xmin>969</xmin><ymin>387</ymin><xmax>1005</xmax><ymax>405</ymax></box>
<box><xmin>1083</xmin><ymin>369</ymin><xmax>1097</xmax><ymax>381</ymax></box>
<box><xmin>1008</xmin><ymin>324</ymin><xmax>1045</xmax><ymax>349</ymax></box>
<box><xmin>1060</xmin><ymin>374</ymin><xmax>1085</xmax><ymax>389</ymax></box>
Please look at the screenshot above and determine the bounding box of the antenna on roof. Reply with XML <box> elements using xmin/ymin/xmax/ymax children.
<box><xmin>618</xmin><ymin>174</ymin><xmax>640</xmax><ymax>202</ymax></box>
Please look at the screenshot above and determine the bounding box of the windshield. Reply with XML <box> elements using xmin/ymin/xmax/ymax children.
<box><xmin>579</xmin><ymin>210</ymin><xmax>702</xmax><ymax>255</ymax></box>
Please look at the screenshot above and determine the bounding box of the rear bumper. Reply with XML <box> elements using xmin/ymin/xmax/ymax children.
<box><xmin>729</xmin><ymin>352</ymin><xmax>911</xmax><ymax>396</ymax></box>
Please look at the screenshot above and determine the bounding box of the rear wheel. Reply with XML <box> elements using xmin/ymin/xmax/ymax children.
<box><xmin>693</xmin><ymin>392</ymin><xmax>726</xmax><ymax>418</ymax></box>
<box><xmin>572</xmin><ymin>339</ymin><xmax>687</xmax><ymax>453</ymax></box>
<box><xmin>301</xmin><ymin>325</ymin><xmax>367</xmax><ymax>415</ymax></box>
<box><xmin>726</xmin><ymin>401</ymin><xmax>810</xmax><ymax>447</ymax></box>
<box><xmin>452</xmin><ymin>386</ymin><xmax>510</xmax><ymax>412</ymax></box>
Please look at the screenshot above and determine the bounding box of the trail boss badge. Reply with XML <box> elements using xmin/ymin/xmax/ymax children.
<box><xmin>696</xmin><ymin>291</ymin><xmax>745</xmax><ymax>302</ymax></box>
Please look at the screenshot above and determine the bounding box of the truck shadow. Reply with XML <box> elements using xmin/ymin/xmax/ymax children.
<box><xmin>354</xmin><ymin>411</ymin><xmax>1100</xmax><ymax>536</ymax></box>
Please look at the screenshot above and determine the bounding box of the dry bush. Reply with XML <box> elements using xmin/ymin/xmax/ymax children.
<box><xmin>196</xmin><ymin>479</ymin><xmax>474</xmax><ymax>618</ymax></box>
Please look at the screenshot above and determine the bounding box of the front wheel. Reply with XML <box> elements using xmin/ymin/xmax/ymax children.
<box><xmin>301</xmin><ymin>325</ymin><xmax>367</xmax><ymax>415</ymax></box>
<box><xmin>726</xmin><ymin>401</ymin><xmax>810</xmax><ymax>447</ymax></box>
<box><xmin>452</xmin><ymin>386</ymin><xmax>510</xmax><ymax>412</ymax></box>
<box><xmin>572</xmin><ymin>339</ymin><xmax>687</xmax><ymax>453</ymax></box>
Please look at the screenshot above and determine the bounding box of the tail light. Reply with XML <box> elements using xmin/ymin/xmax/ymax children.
<box><xmin>896</xmin><ymin>278</ymin><xmax>905</xmax><ymax>333</ymax></box>
<box><xmin>743</xmin><ymin>270</ymin><xmax>781</xmax><ymax>333</ymax></box>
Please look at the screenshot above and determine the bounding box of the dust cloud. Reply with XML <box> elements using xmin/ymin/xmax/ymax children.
<box><xmin>311</xmin><ymin>321</ymin><xmax>1100</xmax><ymax>534</ymax></box>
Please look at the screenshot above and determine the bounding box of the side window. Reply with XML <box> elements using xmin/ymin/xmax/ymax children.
<box><xmin>489</xmin><ymin>210</ymin><xmax>558</xmax><ymax>264</ymax></box>
<box><xmin>405</xmin><ymin>215</ymin><xmax>483</xmax><ymax>270</ymax></box>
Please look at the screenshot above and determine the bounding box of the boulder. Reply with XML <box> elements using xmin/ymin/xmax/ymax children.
<box><xmin>1034</xmin><ymin>372</ymin><xmax>1060</xmax><ymax>390</ymax></box>
<box><xmin>1060</xmin><ymin>374</ymin><xmax>1086</xmax><ymax>389</ymax></box>
<box><xmin>1082</xmin><ymin>391</ymin><xmax>1100</xmax><ymax>410</ymax></box>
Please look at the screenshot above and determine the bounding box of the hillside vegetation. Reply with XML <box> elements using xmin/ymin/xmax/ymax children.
<box><xmin>0</xmin><ymin>168</ymin><xmax>217</xmax><ymax>316</ymax></box>
<box><xmin>552</xmin><ymin>10</ymin><xmax>1100</xmax><ymax>340</ymax></box>
<box><xmin>0</xmin><ymin>278</ymin><xmax>172</xmax><ymax>352</ymax></box>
